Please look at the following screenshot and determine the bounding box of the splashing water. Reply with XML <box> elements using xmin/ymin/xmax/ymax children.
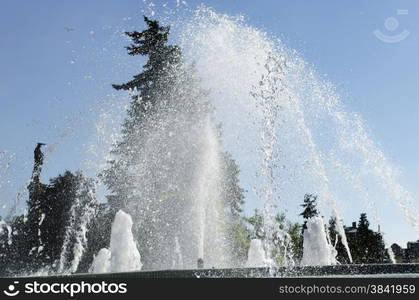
<box><xmin>77</xmin><ymin>5</ymin><xmax>419</xmax><ymax>270</ymax></box>
<box><xmin>89</xmin><ymin>248</ymin><xmax>111</xmax><ymax>274</ymax></box>
<box><xmin>58</xmin><ymin>182</ymin><xmax>97</xmax><ymax>274</ymax></box>
<box><xmin>109</xmin><ymin>210</ymin><xmax>143</xmax><ymax>273</ymax></box>
<box><xmin>246</xmin><ymin>239</ymin><xmax>267</xmax><ymax>268</ymax></box>
<box><xmin>251</xmin><ymin>53</ymin><xmax>285</xmax><ymax>271</ymax></box>
<box><xmin>89</xmin><ymin>210</ymin><xmax>142</xmax><ymax>273</ymax></box>
<box><xmin>4</xmin><ymin>4</ymin><xmax>419</xmax><ymax>275</ymax></box>
<box><xmin>172</xmin><ymin>236</ymin><xmax>183</xmax><ymax>269</ymax></box>
<box><xmin>191</xmin><ymin>116</ymin><xmax>231</xmax><ymax>268</ymax></box>
<box><xmin>301</xmin><ymin>217</ymin><xmax>337</xmax><ymax>266</ymax></box>
<box><xmin>0</xmin><ymin>220</ymin><xmax>12</xmax><ymax>246</ymax></box>
<box><xmin>178</xmin><ymin>7</ymin><xmax>355</xmax><ymax>264</ymax></box>
<box><xmin>173</xmin><ymin>6</ymin><xmax>419</xmax><ymax>264</ymax></box>
<box><xmin>94</xmin><ymin>51</ymin><xmax>233</xmax><ymax>270</ymax></box>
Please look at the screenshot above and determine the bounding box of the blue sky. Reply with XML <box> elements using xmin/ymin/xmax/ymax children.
<box><xmin>1</xmin><ymin>0</ymin><xmax>419</xmax><ymax>246</ymax></box>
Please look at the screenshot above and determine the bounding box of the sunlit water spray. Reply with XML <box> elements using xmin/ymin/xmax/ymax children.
<box><xmin>175</xmin><ymin>6</ymin><xmax>419</xmax><ymax>264</ymax></box>
<box><xmin>192</xmin><ymin>116</ymin><xmax>230</xmax><ymax>268</ymax></box>
<box><xmin>79</xmin><ymin>5</ymin><xmax>419</xmax><ymax>269</ymax></box>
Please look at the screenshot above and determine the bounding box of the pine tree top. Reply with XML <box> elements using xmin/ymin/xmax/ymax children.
<box><xmin>358</xmin><ymin>213</ymin><xmax>370</xmax><ymax>230</ymax></box>
<box><xmin>125</xmin><ymin>17</ymin><xmax>170</xmax><ymax>56</ymax></box>
<box><xmin>300</xmin><ymin>193</ymin><xmax>319</xmax><ymax>219</ymax></box>
<box><xmin>112</xmin><ymin>16</ymin><xmax>181</xmax><ymax>93</ymax></box>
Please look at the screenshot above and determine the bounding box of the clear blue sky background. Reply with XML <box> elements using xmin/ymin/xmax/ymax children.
<box><xmin>1</xmin><ymin>0</ymin><xmax>418</xmax><ymax>246</ymax></box>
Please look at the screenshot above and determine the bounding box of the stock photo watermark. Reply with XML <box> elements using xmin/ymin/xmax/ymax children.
<box><xmin>2</xmin><ymin>280</ymin><xmax>128</xmax><ymax>297</ymax></box>
<box><xmin>373</xmin><ymin>9</ymin><xmax>410</xmax><ymax>43</ymax></box>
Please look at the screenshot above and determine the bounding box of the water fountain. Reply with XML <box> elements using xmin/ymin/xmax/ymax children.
<box><xmin>74</xmin><ymin>6</ymin><xmax>417</xmax><ymax>276</ymax></box>
<box><xmin>1</xmin><ymin>4</ymin><xmax>419</xmax><ymax>278</ymax></box>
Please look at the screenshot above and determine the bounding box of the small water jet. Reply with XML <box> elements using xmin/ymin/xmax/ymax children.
<box><xmin>300</xmin><ymin>217</ymin><xmax>337</xmax><ymax>266</ymax></box>
<box><xmin>245</xmin><ymin>239</ymin><xmax>267</xmax><ymax>268</ymax></box>
<box><xmin>171</xmin><ymin>236</ymin><xmax>184</xmax><ymax>269</ymax></box>
<box><xmin>110</xmin><ymin>210</ymin><xmax>143</xmax><ymax>273</ymax></box>
<box><xmin>89</xmin><ymin>248</ymin><xmax>111</xmax><ymax>274</ymax></box>
<box><xmin>89</xmin><ymin>210</ymin><xmax>142</xmax><ymax>273</ymax></box>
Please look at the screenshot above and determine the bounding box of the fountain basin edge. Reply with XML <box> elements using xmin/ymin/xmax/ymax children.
<box><xmin>9</xmin><ymin>263</ymin><xmax>419</xmax><ymax>278</ymax></box>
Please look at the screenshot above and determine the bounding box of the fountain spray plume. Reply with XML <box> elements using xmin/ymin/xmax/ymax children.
<box><xmin>19</xmin><ymin>3</ymin><xmax>416</xmax><ymax>274</ymax></box>
<box><xmin>89</xmin><ymin>210</ymin><xmax>142</xmax><ymax>273</ymax></box>
<box><xmin>174</xmin><ymin>6</ymin><xmax>419</xmax><ymax>266</ymax></box>
<box><xmin>192</xmin><ymin>115</ymin><xmax>230</xmax><ymax>268</ymax></box>
<box><xmin>251</xmin><ymin>53</ymin><xmax>284</xmax><ymax>271</ymax></box>
<box><xmin>94</xmin><ymin>14</ymin><xmax>237</xmax><ymax>271</ymax></box>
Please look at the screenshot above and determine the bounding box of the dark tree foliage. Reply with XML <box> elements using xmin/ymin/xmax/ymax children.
<box><xmin>28</xmin><ymin>171</ymin><xmax>96</xmax><ymax>272</ymax></box>
<box><xmin>0</xmin><ymin>144</ymin><xmax>109</xmax><ymax>275</ymax></box>
<box><xmin>112</xmin><ymin>17</ymin><xmax>181</xmax><ymax>96</ymax></box>
<box><xmin>349</xmin><ymin>213</ymin><xmax>389</xmax><ymax>264</ymax></box>
<box><xmin>329</xmin><ymin>213</ymin><xmax>390</xmax><ymax>264</ymax></box>
<box><xmin>76</xmin><ymin>204</ymin><xmax>114</xmax><ymax>273</ymax></box>
<box><xmin>300</xmin><ymin>194</ymin><xmax>319</xmax><ymax>231</ymax></box>
<box><xmin>41</xmin><ymin>172</ymin><xmax>91</xmax><ymax>267</ymax></box>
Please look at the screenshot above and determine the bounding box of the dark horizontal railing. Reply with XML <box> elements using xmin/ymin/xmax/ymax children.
<box><xmin>34</xmin><ymin>263</ymin><xmax>419</xmax><ymax>278</ymax></box>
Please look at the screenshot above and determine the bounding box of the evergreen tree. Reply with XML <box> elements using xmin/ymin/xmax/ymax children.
<box><xmin>102</xmin><ymin>17</ymin><xmax>206</xmax><ymax>213</ymax></box>
<box><xmin>357</xmin><ymin>213</ymin><xmax>369</xmax><ymax>233</ymax></box>
<box><xmin>24</xmin><ymin>170</ymin><xmax>99</xmax><ymax>273</ymax></box>
<box><xmin>1</xmin><ymin>142</ymin><xmax>103</xmax><ymax>275</ymax></box>
<box><xmin>300</xmin><ymin>194</ymin><xmax>319</xmax><ymax>230</ymax></box>
<box><xmin>53</xmin><ymin>171</ymin><xmax>99</xmax><ymax>273</ymax></box>
<box><xmin>350</xmin><ymin>213</ymin><xmax>389</xmax><ymax>264</ymax></box>
<box><xmin>102</xmin><ymin>17</ymin><xmax>245</xmax><ymax>269</ymax></box>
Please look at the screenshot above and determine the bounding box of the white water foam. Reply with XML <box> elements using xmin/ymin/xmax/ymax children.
<box><xmin>301</xmin><ymin>217</ymin><xmax>337</xmax><ymax>266</ymax></box>
<box><xmin>90</xmin><ymin>210</ymin><xmax>142</xmax><ymax>273</ymax></box>
<box><xmin>245</xmin><ymin>239</ymin><xmax>267</xmax><ymax>268</ymax></box>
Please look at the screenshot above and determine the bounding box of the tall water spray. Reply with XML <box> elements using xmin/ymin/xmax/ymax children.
<box><xmin>251</xmin><ymin>54</ymin><xmax>285</xmax><ymax>270</ymax></box>
<box><xmin>96</xmin><ymin>36</ymin><xmax>234</xmax><ymax>270</ymax></box>
<box><xmin>191</xmin><ymin>116</ymin><xmax>230</xmax><ymax>268</ymax></box>
<box><xmin>174</xmin><ymin>7</ymin><xmax>419</xmax><ymax>264</ymax></box>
